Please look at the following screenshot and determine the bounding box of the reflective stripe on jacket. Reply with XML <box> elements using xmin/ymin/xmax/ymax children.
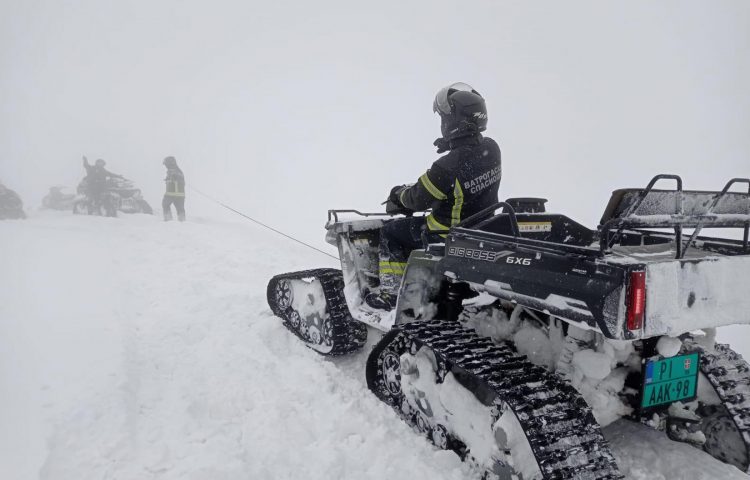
<box><xmin>398</xmin><ymin>134</ymin><xmax>501</xmax><ymax>232</ymax></box>
<box><xmin>165</xmin><ymin>167</ymin><xmax>185</xmax><ymax>197</ymax></box>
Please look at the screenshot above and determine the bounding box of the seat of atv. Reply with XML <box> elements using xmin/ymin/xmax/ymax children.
<box><xmin>472</xmin><ymin>213</ymin><xmax>595</xmax><ymax>247</ymax></box>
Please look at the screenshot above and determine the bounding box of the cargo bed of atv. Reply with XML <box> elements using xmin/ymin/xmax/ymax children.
<box><xmin>436</xmin><ymin>175</ymin><xmax>750</xmax><ymax>340</ymax></box>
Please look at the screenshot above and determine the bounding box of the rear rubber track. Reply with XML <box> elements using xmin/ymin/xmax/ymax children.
<box><xmin>367</xmin><ymin>319</ymin><xmax>623</xmax><ymax>480</ymax></box>
<box><xmin>687</xmin><ymin>340</ymin><xmax>750</xmax><ymax>472</ymax></box>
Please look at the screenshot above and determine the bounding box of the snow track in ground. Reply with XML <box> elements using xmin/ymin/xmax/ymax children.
<box><xmin>1</xmin><ymin>212</ymin><xmax>748</xmax><ymax>479</ymax></box>
<box><xmin>1</xmin><ymin>213</ymin><xmax>469</xmax><ymax>480</ymax></box>
<box><xmin>605</xmin><ymin>420</ymin><xmax>748</xmax><ymax>479</ymax></box>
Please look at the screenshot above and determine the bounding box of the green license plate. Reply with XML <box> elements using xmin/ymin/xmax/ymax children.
<box><xmin>641</xmin><ymin>352</ymin><xmax>700</xmax><ymax>409</ymax></box>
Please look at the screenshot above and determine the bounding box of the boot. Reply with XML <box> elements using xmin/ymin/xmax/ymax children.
<box><xmin>365</xmin><ymin>289</ymin><xmax>398</xmax><ymax>311</ymax></box>
<box><xmin>164</xmin><ymin>210</ymin><xmax>173</xmax><ymax>221</ymax></box>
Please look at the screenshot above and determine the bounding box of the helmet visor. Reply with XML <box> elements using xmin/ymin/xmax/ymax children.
<box><xmin>433</xmin><ymin>82</ymin><xmax>478</xmax><ymax>115</ymax></box>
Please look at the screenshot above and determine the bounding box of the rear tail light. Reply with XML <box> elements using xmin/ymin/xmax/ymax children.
<box><xmin>627</xmin><ymin>271</ymin><xmax>646</xmax><ymax>331</ymax></box>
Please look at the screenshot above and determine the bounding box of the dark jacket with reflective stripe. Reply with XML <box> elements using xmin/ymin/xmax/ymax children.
<box><xmin>83</xmin><ymin>162</ymin><xmax>121</xmax><ymax>191</ymax></box>
<box><xmin>398</xmin><ymin>134</ymin><xmax>501</xmax><ymax>231</ymax></box>
<box><xmin>165</xmin><ymin>167</ymin><xmax>185</xmax><ymax>197</ymax></box>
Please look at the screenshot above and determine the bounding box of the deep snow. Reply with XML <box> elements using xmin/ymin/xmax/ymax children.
<box><xmin>1</xmin><ymin>211</ymin><xmax>749</xmax><ymax>480</ymax></box>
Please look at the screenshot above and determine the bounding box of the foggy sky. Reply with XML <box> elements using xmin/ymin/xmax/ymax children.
<box><xmin>1</xmin><ymin>0</ymin><xmax>748</xmax><ymax>250</ymax></box>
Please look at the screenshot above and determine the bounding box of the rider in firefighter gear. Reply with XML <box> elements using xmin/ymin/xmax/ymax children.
<box><xmin>365</xmin><ymin>83</ymin><xmax>502</xmax><ymax>311</ymax></box>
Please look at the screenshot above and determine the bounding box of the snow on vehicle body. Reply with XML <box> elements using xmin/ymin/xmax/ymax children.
<box><xmin>268</xmin><ymin>175</ymin><xmax>750</xmax><ymax>479</ymax></box>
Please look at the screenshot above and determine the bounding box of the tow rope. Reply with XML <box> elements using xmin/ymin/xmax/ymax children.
<box><xmin>189</xmin><ymin>186</ymin><xmax>340</xmax><ymax>261</ymax></box>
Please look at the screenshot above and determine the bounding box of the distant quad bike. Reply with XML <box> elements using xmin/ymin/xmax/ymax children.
<box><xmin>109</xmin><ymin>177</ymin><xmax>153</xmax><ymax>215</ymax></box>
<box><xmin>0</xmin><ymin>183</ymin><xmax>26</xmax><ymax>220</ymax></box>
<box><xmin>42</xmin><ymin>186</ymin><xmax>77</xmax><ymax>211</ymax></box>
<box><xmin>72</xmin><ymin>180</ymin><xmax>119</xmax><ymax>217</ymax></box>
<box><xmin>268</xmin><ymin>174</ymin><xmax>750</xmax><ymax>479</ymax></box>
<box><xmin>72</xmin><ymin>177</ymin><xmax>153</xmax><ymax>217</ymax></box>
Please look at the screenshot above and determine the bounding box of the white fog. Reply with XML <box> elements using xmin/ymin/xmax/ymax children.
<box><xmin>1</xmin><ymin>1</ymin><xmax>749</xmax><ymax>479</ymax></box>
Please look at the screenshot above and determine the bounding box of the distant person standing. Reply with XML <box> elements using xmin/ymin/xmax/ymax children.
<box><xmin>162</xmin><ymin>156</ymin><xmax>186</xmax><ymax>221</ymax></box>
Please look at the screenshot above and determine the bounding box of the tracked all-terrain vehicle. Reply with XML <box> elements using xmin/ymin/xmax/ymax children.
<box><xmin>72</xmin><ymin>177</ymin><xmax>153</xmax><ymax>217</ymax></box>
<box><xmin>267</xmin><ymin>175</ymin><xmax>750</xmax><ymax>479</ymax></box>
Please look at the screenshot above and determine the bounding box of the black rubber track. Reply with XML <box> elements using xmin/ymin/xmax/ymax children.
<box><xmin>267</xmin><ymin>268</ymin><xmax>367</xmax><ymax>356</ymax></box>
<box><xmin>367</xmin><ymin>320</ymin><xmax>623</xmax><ymax>480</ymax></box>
<box><xmin>686</xmin><ymin>340</ymin><xmax>750</xmax><ymax>473</ymax></box>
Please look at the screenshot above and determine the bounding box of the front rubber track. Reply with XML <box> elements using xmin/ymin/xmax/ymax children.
<box><xmin>267</xmin><ymin>268</ymin><xmax>367</xmax><ymax>356</ymax></box>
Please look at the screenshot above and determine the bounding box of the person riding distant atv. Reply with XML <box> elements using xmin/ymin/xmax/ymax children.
<box><xmin>82</xmin><ymin>156</ymin><xmax>123</xmax><ymax>186</ymax></box>
<box><xmin>80</xmin><ymin>156</ymin><xmax>124</xmax><ymax>216</ymax></box>
<box><xmin>365</xmin><ymin>83</ymin><xmax>502</xmax><ymax>310</ymax></box>
<box><xmin>0</xmin><ymin>182</ymin><xmax>26</xmax><ymax>220</ymax></box>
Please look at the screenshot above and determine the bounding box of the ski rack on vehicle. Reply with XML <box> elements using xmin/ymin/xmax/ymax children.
<box><xmin>599</xmin><ymin>174</ymin><xmax>750</xmax><ymax>258</ymax></box>
<box><xmin>326</xmin><ymin>209</ymin><xmax>433</xmax><ymax>238</ymax></box>
<box><xmin>327</xmin><ymin>209</ymin><xmax>394</xmax><ymax>223</ymax></box>
<box><xmin>327</xmin><ymin>209</ymin><xmax>433</xmax><ymax>223</ymax></box>
<box><xmin>325</xmin><ymin>210</ymin><xmax>397</xmax><ymax>237</ymax></box>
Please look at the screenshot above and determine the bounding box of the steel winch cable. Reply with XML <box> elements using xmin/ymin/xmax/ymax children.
<box><xmin>188</xmin><ymin>186</ymin><xmax>340</xmax><ymax>261</ymax></box>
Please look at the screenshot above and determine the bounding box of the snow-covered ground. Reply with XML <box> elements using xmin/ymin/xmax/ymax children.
<box><xmin>1</xmin><ymin>211</ymin><xmax>749</xmax><ymax>480</ymax></box>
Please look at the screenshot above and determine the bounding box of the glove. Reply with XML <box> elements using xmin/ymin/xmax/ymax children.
<box><xmin>385</xmin><ymin>185</ymin><xmax>413</xmax><ymax>216</ymax></box>
<box><xmin>433</xmin><ymin>137</ymin><xmax>450</xmax><ymax>154</ymax></box>
<box><xmin>386</xmin><ymin>198</ymin><xmax>412</xmax><ymax>216</ymax></box>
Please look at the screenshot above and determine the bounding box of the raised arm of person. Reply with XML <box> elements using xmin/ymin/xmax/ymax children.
<box><xmin>104</xmin><ymin>168</ymin><xmax>124</xmax><ymax>179</ymax></box>
<box><xmin>82</xmin><ymin>156</ymin><xmax>94</xmax><ymax>174</ymax></box>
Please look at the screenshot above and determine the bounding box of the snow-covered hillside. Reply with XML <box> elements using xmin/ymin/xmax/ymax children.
<box><xmin>1</xmin><ymin>212</ymin><xmax>749</xmax><ymax>480</ymax></box>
